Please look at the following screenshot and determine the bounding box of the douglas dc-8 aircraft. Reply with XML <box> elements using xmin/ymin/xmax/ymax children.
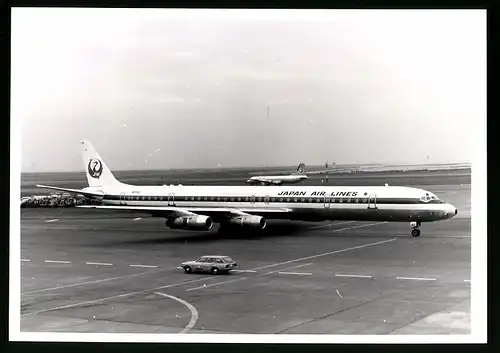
<box><xmin>36</xmin><ymin>140</ymin><xmax>458</xmax><ymax>237</ymax></box>
<box><xmin>246</xmin><ymin>163</ymin><xmax>308</xmax><ymax>185</ymax></box>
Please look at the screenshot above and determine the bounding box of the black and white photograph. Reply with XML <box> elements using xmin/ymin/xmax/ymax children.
<box><xmin>10</xmin><ymin>8</ymin><xmax>486</xmax><ymax>343</ymax></box>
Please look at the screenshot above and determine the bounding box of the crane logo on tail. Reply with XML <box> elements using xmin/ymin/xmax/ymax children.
<box><xmin>88</xmin><ymin>159</ymin><xmax>103</xmax><ymax>179</ymax></box>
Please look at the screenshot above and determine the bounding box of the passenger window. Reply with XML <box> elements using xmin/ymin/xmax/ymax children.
<box><xmin>339</xmin><ymin>198</ymin><xmax>343</xmax><ymax>203</ymax></box>
<box><xmin>355</xmin><ymin>199</ymin><xmax>359</xmax><ymax>203</ymax></box>
<box><xmin>347</xmin><ymin>198</ymin><xmax>351</xmax><ymax>203</ymax></box>
<box><xmin>271</xmin><ymin>197</ymin><xmax>275</xmax><ymax>202</ymax></box>
<box><xmin>309</xmin><ymin>198</ymin><xmax>313</xmax><ymax>203</ymax></box>
<box><xmin>279</xmin><ymin>198</ymin><xmax>283</xmax><ymax>202</ymax></box>
<box><xmin>191</xmin><ymin>197</ymin><xmax>194</xmax><ymax>201</ymax></box>
<box><xmin>185</xmin><ymin>197</ymin><xmax>188</xmax><ymax>201</ymax></box>
<box><xmin>286</xmin><ymin>198</ymin><xmax>290</xmax><ymax>202</ymax></box>
<box><xmin>301</xmin><ymin>198</ymin><xmax>305</xmax><ymax>203</ymax></box>
<box><xmin>294</xmin><ymin>198</ymin><xmax>298</xmax><ymax>202</ymax></box>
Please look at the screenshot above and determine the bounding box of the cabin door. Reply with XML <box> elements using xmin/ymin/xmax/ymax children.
<box><xmin>250</xmin><ymin>195</ymin><xmax>256</xmax><ymax>204</ymax></box>
<box><xmin>367</xmin><ymin>194</ymin><xmax>378</xmax><ymax>209</ymax></box>
<box><xmin>119</xmin><ymin>193</ymin><xmax>127</xmax><ymax>205</ymax></box>
<box><xmin>264</xmin><ymin>195</ymin><xmax>270</xmax><ymax>205</ymax></box>
<box><xmin>324</xmin><ymin>196</ymin><xmax>330</xmax><ymax>208</ymax></box>
<box><xmin>168</xmin><ymin>193</ymin><xmax>175</xmax><ymax>206</ymax></box>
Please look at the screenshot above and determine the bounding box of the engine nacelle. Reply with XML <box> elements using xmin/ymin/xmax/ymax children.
<box><xmin>227</xmin><ymin>215</ymin><xmax>267</xmax><ymax>230</ymax></box>
<box><xmin>166</xmin><ymin>215</ymin><xmax>213</xmax><ymax>231</ymax></box>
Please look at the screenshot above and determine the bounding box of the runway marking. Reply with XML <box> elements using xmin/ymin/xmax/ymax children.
<box><xmin>44</xmin><ymin>219</ymin><xmax>59</xmax><ymax>223</ymax></box>
<box><xmin>231</xmin><ymin>270</ymin><xmax>257</xmax><ymax>273</ymax></box>
<box><xmin>185</xmin><ymin>277</ymin><xmax>248</xmax><ymax>292</ymax></box>
<box><xmin>464</xmin><ymin>279</ymin><xmax>471</xmax><ymax>283</ymax></box>
<box><xmin>278</xmin><ymin>272</ymin><xmax>313</xmax><ymax>276</ymax></box>
<box><xmin>396</xmin><ymin>276</ymin><xmax>437</xmax><ymax>281</ymax></box>
<box><xmin>263</xmin><ymin>263</ymin><xmax>313</xmax><ymax>276</ymax></box>
<box><xmin>22</xmin><ymin>268</ymin><xmax>165</xmax><ymax>295</ymax></box>
<box><xmin>85</xmin><ymin>262</ymin><xmax>113</xmax><ymax>266</ymax></box>
<box><xmin>335</xmin><ymin>274</ymin><xmax>372</xmax><ymax>278</ymax></box>
<box><xmin>133</xmin><ymin>217</ymin><xmax>142</xmax><ymax>221</ymax></box>
<box><xmin>21</xmin><ymin>259</ymin><xmax>30</xmax><ymax>262</ymax></box>
<box><xmin>154</xmin><ymin>292</ymin><xmax>198</xmax><ymax>334</ymax></box>
<box><xmin>330</xmin><ymin>221</ymin><xmax>388</xmax><ymax>233</ymax></box>
<box><xmin>308</xmin><ymin>221</ymin><xmax>356</xmax><ymax>230</ymax></box>
<box><xmin>129</xmin><ymin>264</ymin><xmax>158</xmax><ymax>268</ymax></box>
<box><xmin>22</xmin><ymin>276</ymin><xmax>223</xmax><ymax>317</ymax></box>
<box><xmin>250</xmin><ymin>237</ymin><xmax>397</xmax><ymax>271</ymax></box>
<box><xmin>44</xmin><ymin>260</ymin><xmax>71</xmax><ymax>264</ymax></box>
<box><xmin>336</xmin><ymin>290</ymin><xmax>343</xmax><ymax>298</ymax></box>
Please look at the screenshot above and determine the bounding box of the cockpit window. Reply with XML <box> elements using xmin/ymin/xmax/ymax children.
<box><xmin>420</xmin><ymin>193</ymin><xmax>439</xmax><ymax>202</ymax></box>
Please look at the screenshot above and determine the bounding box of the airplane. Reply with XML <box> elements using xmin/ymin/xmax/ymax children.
<box><xmin>246</xmin><ymin>163</ymin><xmax>308</xmax><ymax>185</ymax></box>
<box><xmin>36</xmin><ymin>140</ymin><xmax>458</xmax><ymax>237</ymax></box>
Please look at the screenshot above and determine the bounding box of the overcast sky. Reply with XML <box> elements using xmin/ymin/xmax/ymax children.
<box><xmin>12</xmin><ymin>9</ymin><xmax>485</xmax><ymax>172</ymax></box>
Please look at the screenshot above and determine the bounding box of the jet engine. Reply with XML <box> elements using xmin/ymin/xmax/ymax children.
<box><xmin>166</xmin><ymin>215</ymin><xmax>213</xmax><ymax>231</ymax></box>
<box><xmin>227</xmin><ymin>215</ymin><xmax>267</xmax><ymax>230</ymax></box>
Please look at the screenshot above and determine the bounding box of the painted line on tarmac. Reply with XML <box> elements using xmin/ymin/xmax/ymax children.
<box><xmin>308</xmin><ymin>221</ymin><xmax>356</xmax><ymax>230</ymax></box>
<box><xmin>263</xmin><ymin>263</ymin><xmax>313</xmax><ymax>276</ymax></box>
<box><xmin>44</xmin><ymin>260</ymin><xmax>71</xmax><ymax>264</ymax></box>
<box><xmin>130</xmin><ymin>264</ymin><xmax>158</xmax><ymax>268</ymax></box>
<box><xmin>231</xmin><ymin>270</ymin><xmax>257</xmax><ymax>273</ymax></box>
<box><xmin>335</xmin><ymin>274</ymin><xmax>372</xmax><ymax>278</ymax></box>
<box><xmin>22</xmin><ymin>276</ymin><xmax>224</xmax><ymax>317</ymax></box>
<box><xmin>45</xmin><ymin>219</ymin><xmax>59</xmax><ymax>223</ymax></box>
<box><xmin>250</xmin><ymin>236</ymin><xmax>397</xmax><ymax>271</ymax></box>
<box><xmin>464</xmin><ymin>279</ymin><xmax>471</xmax><ymax>283</ymax></box>
<box><xmin>86</xmin><ymin>262</ymin><xmax>113</xmax><ymax>266</ymax></box>
<box><xmin>278</xmin><ymin>271</ymin><xmax>313</xmax><ymax>276</ymax></box>
<box><xmin>154</xmin><ymin>292</ymin><xmax>198</xmax><ymax>334</ymax></box>
<box><xmin>21</xmin><ymin>259</ymin><xmax>30</xmax><ymax>262</ymax></box>
<box><xmin>22</xmin><ymin>268</ymin><xmax>167</xmax><ymax>295</ymax></box>
<box><xmin>133</xmin><ymin>217</ymin><xmax>142</xmax><ymax>221</ymax></box>
<box><xmin>186</xmin><ymin>277</ymin><xmax>248</xmax><ymax>292</ymax></box>
<box><xmin>396</xmin><ymin>276</ymin><xmax>437</xmax><ymax>281</ymax></box>
<box><xmin>330</xmin><ymin>221</ymin><xmax>388</xmax><ymax>233</ymax></box>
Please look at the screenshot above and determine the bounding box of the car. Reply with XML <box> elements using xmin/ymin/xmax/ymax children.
<box><xmin>180</xmin><ymin>255</ymin><xmax>238</xmax><ymax>275</ymax></box>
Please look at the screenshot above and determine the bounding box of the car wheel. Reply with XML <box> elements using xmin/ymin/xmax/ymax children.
<box><xmin>211</xmin><ymin>267</ymin><xmax>219</xmax><ymax>275</ymax></box>
<box><xmin>184</xmin><ymin>266</ymin><xmax>192</xmax><ymax>274</ymax></box>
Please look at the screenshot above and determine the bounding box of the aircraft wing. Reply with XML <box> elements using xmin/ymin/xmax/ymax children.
<box><xmin>36</xmin><ymin>184</ymin><xmax>104</xmax><ymax>199</ymax></box>
<box><xmin>77</xmin><ymin>205</ymin><xmax>292</xmax><ymax>219</ymax></box>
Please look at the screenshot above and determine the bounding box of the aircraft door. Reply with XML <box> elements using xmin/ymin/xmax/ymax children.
<box><xmin>250</xmin><ymin>195</ymin><xmax>255</xmax><ymax>204</ymax></box>
<box><xmin>264</xmin><ymin>195</ymin><xmax>270</xmax><ymax>205</ymax></box>
<box><xmin>119</xmin><ymin>193</ymin><xmax>127</xmax><ymax>205</ymax></box>
<box><xmin>324</xmin><ymin>196</ymin><xmax>330</xmax><ymax>208</ymax></box>
<box><xmin>367</xmin><ymin>194</ymin><xmax>378</xmax><ymax>209</ymax></box>
<box><xmin>168</xmin><ymin>193</ymin><xmax>175</xmax><ymax>206</ymax></box>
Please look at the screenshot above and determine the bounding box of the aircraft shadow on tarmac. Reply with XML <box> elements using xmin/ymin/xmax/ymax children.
<box><xmin>99</xmin><ymin>222</ymin><xmax>318</xmax><ymax>246</ymax></box>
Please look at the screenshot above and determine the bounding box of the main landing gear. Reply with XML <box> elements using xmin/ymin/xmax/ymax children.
<box><xmin>410</xmin><ymin>220</ymin><xmax>421</xmax><ymax>237</ymax></box>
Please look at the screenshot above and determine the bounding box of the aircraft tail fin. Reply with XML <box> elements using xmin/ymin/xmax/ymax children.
<box><xmin>293</xmin><ymin>163</ymin><xmax>306</xmax><ymax>175</ymax></box>
<box><xmin>80</xmin><ymin>140</ymin><xmax>122</xmax><ymax>188</ymax></box>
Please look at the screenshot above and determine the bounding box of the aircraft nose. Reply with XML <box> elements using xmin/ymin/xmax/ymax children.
<box><xmin>447</xmin><ymin>204</ymin><xmax>458</xmax><ymax>218</ymax></box>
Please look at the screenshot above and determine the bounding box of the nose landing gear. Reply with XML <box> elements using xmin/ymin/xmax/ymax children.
<box><xmin>410</xmin><ymin>220</ymin><xmax>421</xmax><ymax>237</ymax></box>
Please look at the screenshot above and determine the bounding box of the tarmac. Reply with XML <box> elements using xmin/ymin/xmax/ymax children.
<box><xmin>19</xmin><ymin>169</ymin><xmax>471</xmax><ymax>335</ymax></box>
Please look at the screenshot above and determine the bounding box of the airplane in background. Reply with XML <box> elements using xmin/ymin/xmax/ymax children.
<box><xmin>246</xmin><ymin>163</ymin><xmax>308</xmax><ymax>185</ymax></box>
<box><xmin>36</xmin><ymin>140</ymin><xmax>458</xmax><ymax>237</ymax></box>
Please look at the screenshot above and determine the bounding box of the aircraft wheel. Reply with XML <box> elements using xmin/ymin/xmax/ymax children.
<box><xmin>411</xmin><ymin>229</ymin><xmax>421</xmax><ymax>237</ymax></box>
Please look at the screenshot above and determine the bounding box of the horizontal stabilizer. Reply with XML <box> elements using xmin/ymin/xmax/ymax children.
<box><xmin>36</xmin><ymin>185</ymin><xmax>104</xmax><ymax>199</ymax></box>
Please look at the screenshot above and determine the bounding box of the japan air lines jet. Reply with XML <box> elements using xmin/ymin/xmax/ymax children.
<box><xmin>246</xmin><ymin>163</ymin><xmax>308</xmax><ymax>185</ymax></box>
<box><xmin>36</xmin><ymin>140</ymin><xmax>458</xmax><ymax>237</ymax></box>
